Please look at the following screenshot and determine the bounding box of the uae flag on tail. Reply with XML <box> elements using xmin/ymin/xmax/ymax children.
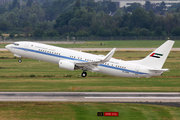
<box><xmin>150</xmin><ymin>53</ymin><xmax>163</xmax><ymax>58</ymax></box>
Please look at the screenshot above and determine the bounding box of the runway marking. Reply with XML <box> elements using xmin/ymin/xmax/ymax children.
<box><xmin>0</xmin><ymin>99</ymin><xmax>68</xmax><ymax>101</ymax></box>
<box><xmin>85</xmin><ymin>93</ymin><xmax>180</xmax><ymax>95</ymax></box>
<box><xmin>85</xmin><ymin>97</ymin><xmax>180</xmax><ymax>99</ymax></box>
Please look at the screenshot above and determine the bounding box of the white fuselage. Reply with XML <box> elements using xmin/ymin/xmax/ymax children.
<box><xmin>6</xmin><ymin>41</ymin><xmax>161</xmax><ymax>78</ymax></box>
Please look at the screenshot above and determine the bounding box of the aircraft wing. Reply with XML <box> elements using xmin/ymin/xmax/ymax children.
<box><xmin>75</xmin><ymin>48</ymin><xmax>116</xmax><ymax>71</ymax></box>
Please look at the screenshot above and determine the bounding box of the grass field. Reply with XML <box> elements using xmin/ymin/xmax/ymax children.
<box><xmin>1</xmin><ymin>40</ymin><xmax>180</xmax><ymax>48</ymax></box>
<box><xmin>0</xmin><ymin>102</ymin><xmax>179</xmax><ymax>120</ymax></box>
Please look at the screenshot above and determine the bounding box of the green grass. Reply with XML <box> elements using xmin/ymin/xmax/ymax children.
<box><xmin>0</xmin><ymin>51</ymin><xmax>180</xmax><ymax>92</ymax></box>
<box><xmin>1</xmin><ymin>40</ymin><xmax>180</xmax><ymax>48</ymax></box>
<box><xmin>0</xmin><ymin>102</ymin><xmax>179</xmax><ymax>120</ymax></box>
<box><xmin>0</xmin><ymin>77</ymin><xmax>180</xmax><ymax>92</ymax></box>
<box><xmin>53</xmin><ymin>40</ymin><xmax>179</xmax><ymax>48</ymax></box>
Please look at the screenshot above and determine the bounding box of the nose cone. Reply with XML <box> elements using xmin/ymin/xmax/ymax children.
<box><xmin>5</xmin><ymin>44</ymin><xmax>11</xmax><ymax>50</ymax></box>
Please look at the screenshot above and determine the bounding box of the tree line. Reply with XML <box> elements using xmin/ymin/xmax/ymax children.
<box><xmin>1</xmin><ymin>0</ymin><xmax>180</xmax><ymax>38</ymax></box>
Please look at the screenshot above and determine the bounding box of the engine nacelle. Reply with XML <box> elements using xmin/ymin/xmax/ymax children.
<box><xmin>59</xmin><ymin>60</ymin><xmax>75</xmax><ymax>71</ymax></box>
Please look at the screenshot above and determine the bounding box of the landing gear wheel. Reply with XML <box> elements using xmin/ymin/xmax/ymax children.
<box><xmin>18</xmin><ymin>59</ymin><xmax>22</xmax><ymax>63</ymax></box>
<box><xmin>81</xmin><ymin>71</ymin><xmax>87</xmax><ymax>77</ymax></box>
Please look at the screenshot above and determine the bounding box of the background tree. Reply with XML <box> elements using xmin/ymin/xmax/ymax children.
<box><xmin>0</xmin><ymin>5</ymin><xmax>7</xmax><ymax>14</ymax></box>
<box><xmin>126</xmin><ymin>3</ymin><xmax>141</xmax><ymax>12</ymax></box>
<box><xmin>108</xmin><ymin>2</ymin><xmax>117</xmax><ymax>13</ymax></box>
<box><xmin>26</xmin><ymin>0</ymin><xmax>33</xmax><ymax>7</ymax></box>
<box><xmin>159</xmin><ymin>1</ymin><xmax>167</xmax><ymax>15</ymax></box>
<box><xmin>33</xmin><ymin>28</ymin><xmax>45</xmax><ymax>37</ymax></box>
<box><xmin>0</xmin><ymin>21</ymin><xmax>9</xmax><ymax>31</ymax></box>
<box><xmin>165</xmin><ymin>13</ymin><xmax>174</xmax><ymax>35</ymax></box>
<box><xmin>144</xmin><ymin>1</ymin><xmax>153</xmax><ymax>11</ymax></box>
<box><xmin>153</xmin><ymin>15</ymin><xmax>166</xmax><ymax>35</ymax></box>
<box><xmin>1</xmin><ymin>0</ymin><xmax>180</xmax><ymax>37</ymax></box>
<box><xmin>167</xmin><ymin>3</ymin><xmax>180</xmax><ymax>12</ymax></box>
<box><xmin>91</xmin><ymin>11</ymin><xmax>114</xmax><ymax>35</ymax></box>
<box><xmin>130</xmin><ymin>8</ymin><xmax>149</xmax><ymax>29</ymax></box>
<box><xmin>10</xmin><ymin>0</ymin><xmax>20</xmax><ymax>10</ymax></box>
<box><xmin>24</xmin><ymin>26</ymin><xmax>32</xmax><ymax>37</ymax></box>
<box><xmin>148</xmin><ymin>10</ymin><xmax>155</xmax><ymax>30</ymax></box>
<box><xmin>121</xmin><ymin>13</ymin><xmax>131</xmax><ymax>28</ymax></box>
<box><xmin>87</xmin><ymin>0</ymin><xmax>97</xmax><ymax>8</ymax></box>
<box><xmin>171</xmin><ymin>27</ymin><xmax>180</xmax><ymax>35</ymax></box>
<box><xmin>46</xmin><ymin>30</ymin><xmax>59</xmax><ymax>37</ymax></box>
<box><xmin>74</xmin><ymin>0</ymin><xmax>81</xmax><ymax>11</ymax></box>
<box><xmin>54</xmin><ymin>11</ymin><xmax>74</xmax><ymax>28</ymax></box>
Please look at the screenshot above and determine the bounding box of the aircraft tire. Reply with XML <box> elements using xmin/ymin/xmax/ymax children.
<box><xmin>18</xmin><ymin>59</ymin><xmax>22</xmax><ymax>63</ymax></box>
<box><xmin>81</xmin><ymin>72</ymin><xmax>87</xmax><ymax>77</ymax></box>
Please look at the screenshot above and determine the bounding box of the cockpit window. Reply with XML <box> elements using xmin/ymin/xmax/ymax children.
<box><xmin>13</xmin><ymin>43</ymin><xmax>19</xmax><ymax>46</ymax></box>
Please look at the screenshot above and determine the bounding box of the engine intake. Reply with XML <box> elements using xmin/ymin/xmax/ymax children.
<box><xmin>59</xmin><ymin>60</ymin><xmax>75</xmax><ymax>71</ymax></box>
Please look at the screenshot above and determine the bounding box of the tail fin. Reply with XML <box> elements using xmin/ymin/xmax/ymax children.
<box><xmin>134</xmin><ymin>40</ymin><xmax>174</xmax><ymax>69</ymax></box>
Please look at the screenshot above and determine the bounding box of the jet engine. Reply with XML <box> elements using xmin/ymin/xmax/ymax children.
<box><xmin>59</xmin><ymin>60</ymin><xmax>75</xmax><ymax>71</ymax></box>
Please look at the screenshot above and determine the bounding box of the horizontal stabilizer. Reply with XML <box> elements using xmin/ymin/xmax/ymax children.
<box><xmin>149</xmin><ymin>68</ymin><xmax>169</xmax><ymax>72</ymax></box>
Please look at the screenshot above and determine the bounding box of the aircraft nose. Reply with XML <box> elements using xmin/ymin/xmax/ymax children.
<box><xmin>5</xmin><ymin>44</ymin><xmax>11</xmax><ymax>50</ymax></box>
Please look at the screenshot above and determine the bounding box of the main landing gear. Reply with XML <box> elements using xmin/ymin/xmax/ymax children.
<box><xmin>81</xmin><ymin>71</ymin><xmax>87</xmax><ymax>77</ymax></box>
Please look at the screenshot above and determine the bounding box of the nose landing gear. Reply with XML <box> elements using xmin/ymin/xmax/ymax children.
<box><xmin>81</xmin><ymin>71</ymin><xmax>87</xmax><ymax>77</ymax></box>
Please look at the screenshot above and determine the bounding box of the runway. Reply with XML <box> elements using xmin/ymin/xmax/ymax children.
<box><xmin>0</xmin><ymin>92</ymin><xmax>180</xmax><ymax>102</ymax></box>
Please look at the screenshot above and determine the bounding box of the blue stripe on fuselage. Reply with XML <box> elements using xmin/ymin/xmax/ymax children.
<box><xmin>13</xmin><ymin>47</ymin><xmax>148</xmax><ymax>75</ymax></box>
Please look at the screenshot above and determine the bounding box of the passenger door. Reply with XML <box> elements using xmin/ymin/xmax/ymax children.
<box><xmin>135</xmin><ymin>66</ymin><xmax>140</xmax><ymax>75</ymax></box>
<box><xmin>24</xmin><ymin>43</ymin><xmax>30</xmax><ymax>51</ymax></box>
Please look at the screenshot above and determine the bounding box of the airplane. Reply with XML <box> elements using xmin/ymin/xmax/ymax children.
<box><xmin>5</xmin><ymin>40</ymin><xmax>174</xmax><ymax>78</ymax></box>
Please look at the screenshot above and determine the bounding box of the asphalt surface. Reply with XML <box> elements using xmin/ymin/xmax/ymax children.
<box><xmin>0</xmin><ymin>92</ymin><xmax>180</xmax><ymax>103</ymax></box>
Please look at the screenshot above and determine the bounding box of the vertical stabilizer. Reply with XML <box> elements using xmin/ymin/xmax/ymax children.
<box><xmin>136</xmin><ymin>40</ymin><xmax>174</xmax><ymax>69</ymax></box>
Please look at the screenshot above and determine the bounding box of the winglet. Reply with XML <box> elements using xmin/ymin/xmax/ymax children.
<box><xmin>75</xmin><ymin>48</ymin><xmax>116</xmax><ymax>71</ymax></box>
<box><xmin>102</xmin><ymin>48</ymin><xmax>116</xmax><ymax>62</ymax></box>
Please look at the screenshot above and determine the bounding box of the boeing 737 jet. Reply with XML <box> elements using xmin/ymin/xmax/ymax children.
<box><xmin>5</xmin><ymin>40</ymin><xmax>174</xmax><ymax>78</ymax></box>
